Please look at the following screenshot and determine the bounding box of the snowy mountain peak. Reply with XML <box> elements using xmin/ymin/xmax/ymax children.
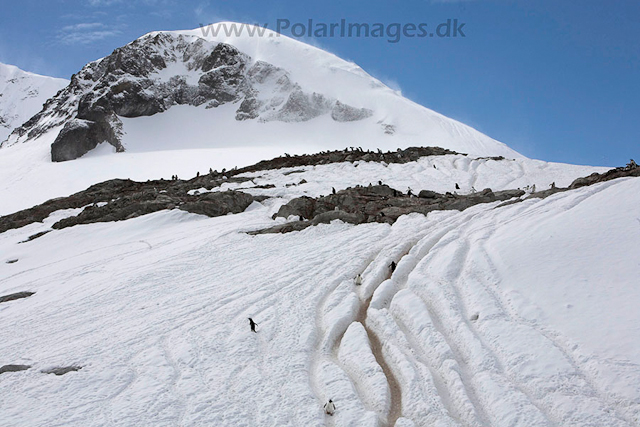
<box><xmin>2</xmin><ymin>23</ymin><xmax>521</xmax><ymax>162</ymax></box>
<box><xmin>0</xmin><ymin>63</ymin><xmax>67</xmax><ymax>143</ymax></box>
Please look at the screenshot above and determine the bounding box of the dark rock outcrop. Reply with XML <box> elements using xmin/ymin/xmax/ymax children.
<box><xmin>252</xmin><ymin>185</ymin><xmax>525</xmax><ymax>234</ymax></box>
<box><xmin>239</xmin><ymin>146</ymin><xmax>462</xmax><ymax>174</ymax></box>
<box><xmin>0</xmin><ymin>146</ymin><xmax>460</xmax><ymax>233</ymax></box>
<box><xmin>331</xmin><ymin>101</ymin><xmax>373</xmax><ymax>122</ymax></box>
<box><xmin>0</xmin><ymin>291</ymin><xmax>35</xmax><ymax>303</ymax></box>
<box><xmin>42</xmin><ymin>366</ymin><xmax>82</xmax><ymax>376</ymax></box>
<box><xmin>0</xmin><ymin>365</ymin><xmax>31</xmax><ymax>374</ymax></box>
<box><xmin>20</xmin><ymin>230</ymin><xmax>51</xmax><ymax>243</ymax></box>
<box><xmin>569</xmin><ymin>160</ymin><xmax>640</xmax><ymax>189</ymax></box>
<box><xmin>180</xmin><ymin>191</ymin><xmax>254</xmax><ymax>217</ymax></box>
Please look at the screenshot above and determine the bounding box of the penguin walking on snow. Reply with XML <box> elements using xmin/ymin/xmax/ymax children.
<box><xmin>390</xmin><ymin>261</ymin><xmax>397</xmax><ymax>273</ymax></box>
<box><xmin>324</xmin><ymin>399</ymin><xmax>336</xmax><ymax>416</ymax></box>
<box><xmin>354</xmin><ymin>274</ymin><xmax>363</xmax><ymax>286</ymax></box>
<box><xmin>455</xmin><ymin>183</ymin><xmax>460</xmax><ymax>190</ymax></box>
<box><xmin>248</xmin><ymin>318</ymin><xmax>258</xmax><ymax>333</ymax></box>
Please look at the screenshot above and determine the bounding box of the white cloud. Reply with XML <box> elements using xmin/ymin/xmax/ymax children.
<box><xmin>57</xmin><ymin>22</ymin><xmax>123</xmax><ymax>45</ymax></box>
<box><xmin>87</xmin><ymin>0</ymin><xmax>124</xmax><ymax>6</ymax></box>
<box><xmin>61</xmin><ymin>22</ymin><xmax>106</xmax><ymax>31</ymax></box>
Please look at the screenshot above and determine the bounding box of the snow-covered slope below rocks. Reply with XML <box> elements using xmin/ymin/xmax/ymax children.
<box><xmin>0</xmin><ymin>63</ymin><xmax>67</xmax><ymax>142</ymax></box>
<box><xmin>1</xmin><ymin>165</ymin><xmax>638</xmax><ymax>426</ymax></box>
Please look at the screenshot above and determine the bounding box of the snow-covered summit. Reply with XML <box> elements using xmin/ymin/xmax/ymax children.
<box><xmin>2</xmin><ymin>23</ymin><xmax>520</xmax><ymax>161</ymax></box>
<box><xmin>0</xmin><ymin>63</ymin><xmax>67</xmax><ymax>143</ymax></box>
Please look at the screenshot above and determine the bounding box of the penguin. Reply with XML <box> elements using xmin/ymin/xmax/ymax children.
<box><xmin>248</xmin><ymin>318</ymin><xmax>258</xmax><ymax>333</ymax></box>
<box><xmin>209</xmin><ymin>168</ymin><xmax>213</xmax><ymax>174</ymax></box>
<box><xmin>354</xmin><ymin>274</ymin><xmax>363</xmax><ymax>286</ymax></box>
<box><xmin>332</xmin><ymin>187</ymin><xmax>336</xmax><ymax>195</ymax></box>
<box><xmin>550</xmin><ymin>182</ymin><xmax>556</xmax><ymax>189</ymax></box>
<box><xmin>378</xmin><ymin>180</ymin><xmax>382</xmax><ymax>186</ymax></box>
<box><xmin>196</xmin><ymin>171</ymin><xmax>200</xmax><ymax>177</ymax></box>
<box><xmin>389</xmin><ymin>261</ymin><xmax>396</xmax><ymax>273</ymax></box>
<box><xmin>407</xmin><ymin>188</ymin><xmax>413</xmax><ymax>197</ymax></box>
<box><xmin>455</xmin><ymin>183</ymin><xmax>460</xmax><ymax>190</ymax></box>
<box><xmin>433</xmin><ymin>164</ymin><xmax>437</xmax><ymax>169</ymax></box>
<box><xmin>324</xmin><ymin>399</ymin><xmax>336</xmax><ymax>416</ymax></box>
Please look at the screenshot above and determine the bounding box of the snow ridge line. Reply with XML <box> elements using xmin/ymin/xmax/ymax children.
<box><xmin>366</xmin><ymin>210</ymin><xmax>492</xmax><ymax>426</ymax></box>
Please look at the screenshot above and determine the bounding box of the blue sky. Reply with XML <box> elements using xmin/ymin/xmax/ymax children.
<box><xmin>0</xmin><ymin>0</ymin><xmax>637</xmax><ymax>166</ymax></box>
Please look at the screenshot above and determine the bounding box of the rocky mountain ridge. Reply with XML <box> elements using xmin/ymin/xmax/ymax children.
<box><xmin>0</xmin><ymin>63</ymin><xmax>68</xmax><ymax>143</ymax></box>
<box><xmin>1</xmin><ymin>147</ymin><xmax>636</xmax><ymax>238</ymax></box>
<box><xmin>3</xmin><ymin>33</ymin><xmax>373</xmax><ymax>161</ymax></box>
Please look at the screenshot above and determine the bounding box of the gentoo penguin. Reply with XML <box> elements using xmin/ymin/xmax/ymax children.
<box><xmin>332</xmin><ymin>187</ymin><xmax>336</xmax><ymax>194</ymax></box>
<box><xmin>324</xmin><ymin>399</ymin><xmax>336</xmax><ymax>416</ymax></box>
<box><xmin>248</xmin><ymin>318</ymin><xmax>258</xmax><ymax>333</ymax></box>
<box><xmin>354</xmin><ymin>274</ymin><xmax>363</xmax><ymax>286</ymax></box>
<box><xmin>378</xmin><ymin>180</ymin><xmax>382</xmax><ymax>186</ymax></box>
<box><xmin>390</xmin><ymin>261</ymin><xmax>397</xmax><ymax>273</ymax></box>
<box><xmin>455</xmin><ymin>183</ymin><xmax>460</xmax><ymax>190</ymax></box>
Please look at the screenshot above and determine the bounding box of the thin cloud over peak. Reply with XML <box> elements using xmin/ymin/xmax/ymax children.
<box><xmin>57</xmin><ymin>22</ymin><xmax>123</xmax><ymax>45</ymax></box>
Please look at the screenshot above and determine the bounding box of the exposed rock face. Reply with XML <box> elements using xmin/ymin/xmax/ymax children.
<box><xmin>51</xmin><ymin>113</ymin><xmax>123</xmax><ymax>162</ymax></box>
<box><xmin>51</xmin><ymin>186</ymin><xmax>254</xmax><ymax>230</ymax></box>
<box><xmin>4</xmin><ymin>33</ymin><xmax>375</xmax><ymax>161</ymax></box>
<box><xmin>253</xmin><ymin>185</ymin><xmax>525</xmax><ymax>234</ymax></box>
<box><xmin>240</xmin><ymin>146</ymin><xmax>461</xmax><ymax>173</ymax></box>
<box><xmin>41</xmin><ymin>366</ymin><xmax>82</xmax><ymax>376</ymax></box>
<box><xmin>181</xmin><ymin>191</ymin><xmax>254</xmax><ymax>217</ymax></box>
<box><xmin>0</xmin><ymin>365</ymin><xmax>31</xmax><ymax>374</ymax></box>
<box><xmin>569</xmin><ymin>160</ymin><xmax>640</xmax><ymax>189</ymax></box>
<box><xmin>2</xmin><ymin>148</ymin><xmax>636</xmax><ymax>235</ymax></box>
<box><xmin>331</xmin><ymin>101</ymin><xmax>373</xmax><ymax>122</ymax></box>
<box><xmin>0</xmin><ymin>173</ymin><xmax>256</xmax><ymax>233</ymax></box>
<box><xmin>1</xmin><ymin>147</ymin><xmax>461</xmax><ymax>233</ymax></box>
<box><xmin>0</xmin><ymin>291</ymin><xmax>35</xmax><ymax>303</ymax></box>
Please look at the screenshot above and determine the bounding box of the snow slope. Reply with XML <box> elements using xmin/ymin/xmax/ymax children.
<box><xmin>0</xmin><ymin>63</ymin><xmax>67</xmax><ymax>142</ymax></box>
<box><xmin>1</xmin><ymin>159</ymin><xmax>638</xmax><ymax>426</ymax></box>
<box><xmin>123</xmin><ymin>24</ymin><xmax>523</xmax><ymax>159</ymax></box>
